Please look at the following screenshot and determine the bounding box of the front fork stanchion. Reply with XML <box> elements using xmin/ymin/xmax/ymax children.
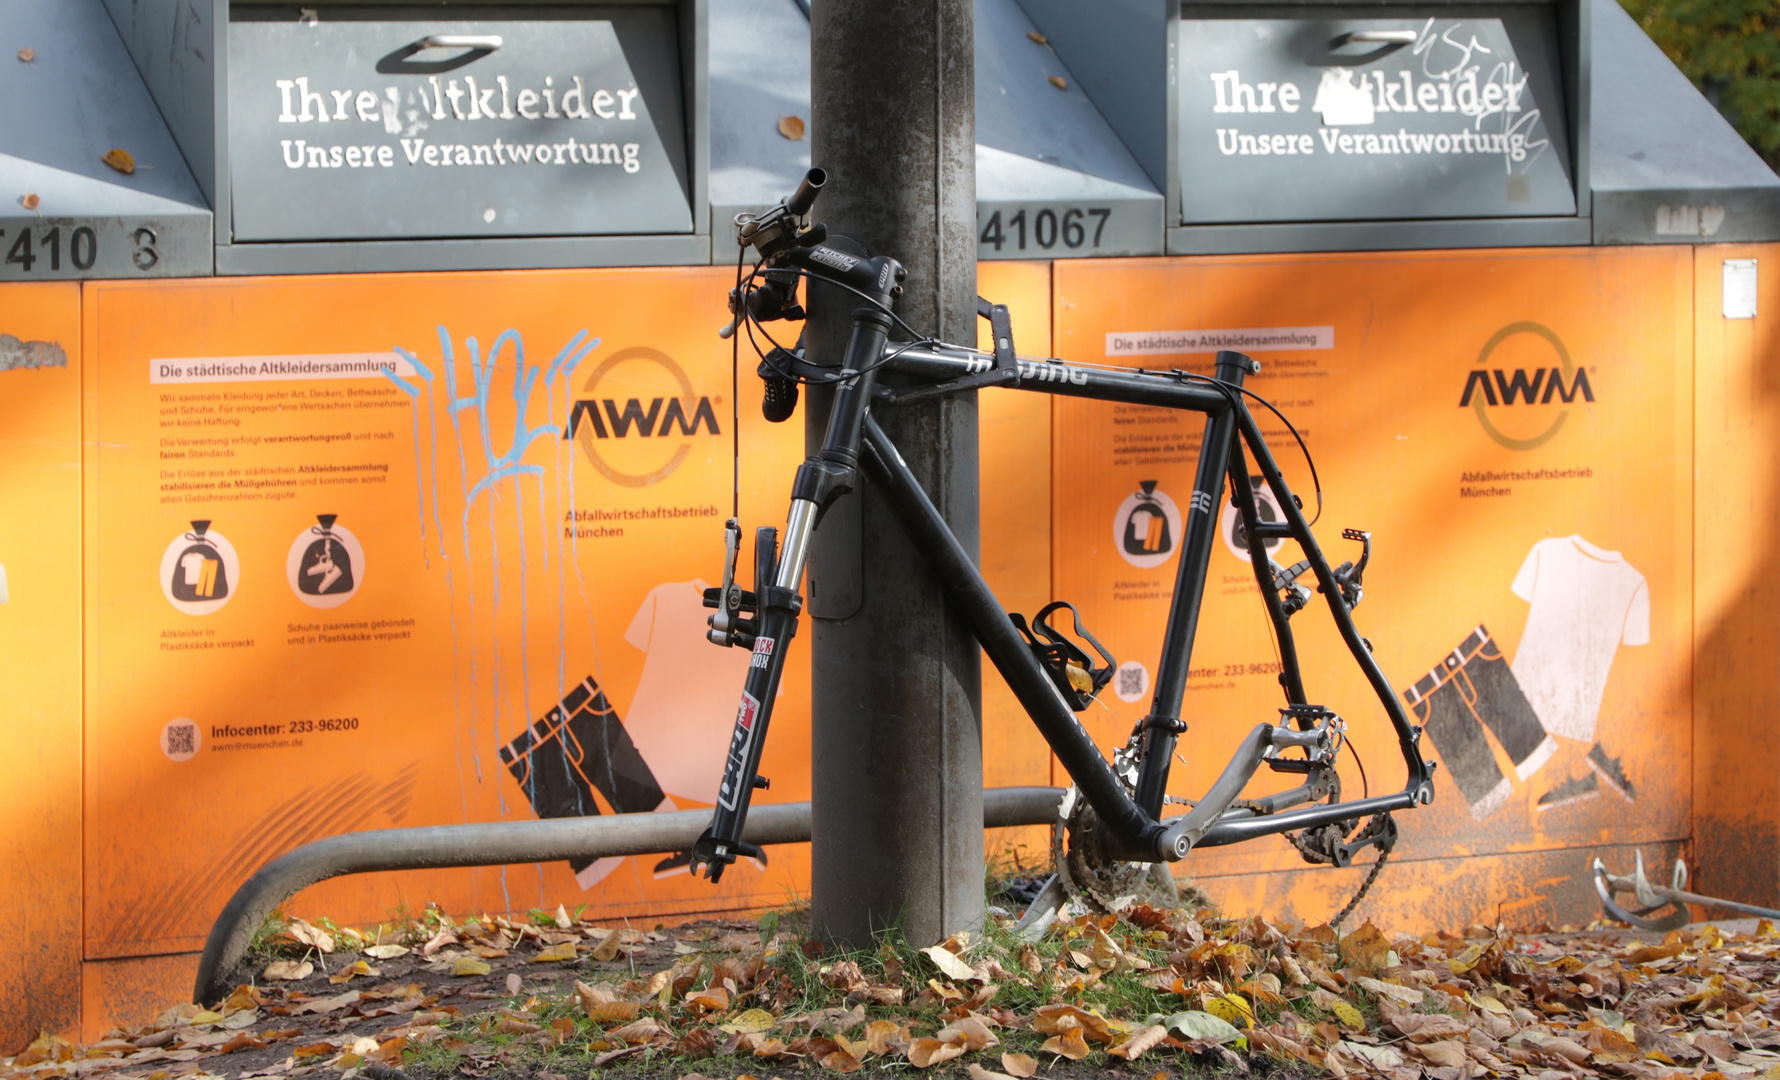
<box><xmin>692</xmin><ymin>514</ymin><xmax>810</xmax><ymax>881</ymax></box>
<box><xmin>691</xmin><ymin>305</ymin><xmax>890</xmax><ymax>882</ymax></box>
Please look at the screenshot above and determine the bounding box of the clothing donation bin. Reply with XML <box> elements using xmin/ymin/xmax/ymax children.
<box><xmin>5</xmin><ymin>0</ymin><xmax>1780</xmax><ymax>1049</ymax></box>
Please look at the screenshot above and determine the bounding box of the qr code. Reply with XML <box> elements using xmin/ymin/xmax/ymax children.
<box><xmin>163</xmin><ymin>719</ymin><xmax>199</xmax><ymax>761</ymax></box>
<box><xmin>167</xmin><ymin>723</ymin><xmax>195</xmax><ymax>754</ymax></box>
<box><xmin>1117</xmin><ymin>666</ymin><xmax>1145</xmax><ymax>697</ymax></box>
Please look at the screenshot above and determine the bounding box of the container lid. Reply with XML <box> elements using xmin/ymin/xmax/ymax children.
<box><xmin>0</xmin><ymin>0</ymin><xmax>212</xmax><ymax>278</ymax></box>
<box><xmin>1588</xmin><ymin>0</ymin><xmax>1780</xmax><ymax>243</ymax></box>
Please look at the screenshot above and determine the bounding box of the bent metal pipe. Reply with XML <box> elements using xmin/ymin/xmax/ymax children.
<box><xmin>194</xmin><ymin>786</ymin><xmax>1066</xmax><ymax>1006</ymax></box>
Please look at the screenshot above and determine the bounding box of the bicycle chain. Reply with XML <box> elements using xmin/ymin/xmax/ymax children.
<box><xmin>1330</xmin><ymin>842</ymin><xmax>1390</xmax><ymax>928</ymax></box>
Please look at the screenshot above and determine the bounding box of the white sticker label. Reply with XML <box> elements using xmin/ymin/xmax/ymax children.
<box><xmin>1725</xmin><ymin>259</ymin><xmax>1758</xmax><ymax>320</ymax></box>
<box><xmin>1106</xmin><ymin>326</ymin><xmax>1334</xmax><ymax>357</ymax></box>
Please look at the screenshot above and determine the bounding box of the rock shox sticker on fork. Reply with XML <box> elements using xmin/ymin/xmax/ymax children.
<box><xmin>716</xmin><ymin>691</ymin><xmax>761</xmax><ymax>811</ymax></box>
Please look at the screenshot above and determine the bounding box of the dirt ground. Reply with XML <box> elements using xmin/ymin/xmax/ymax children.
<box><xmin>6</xmin><ymin>903</ymin><xmax>1780</xmax><ymax>1080</ymax></box>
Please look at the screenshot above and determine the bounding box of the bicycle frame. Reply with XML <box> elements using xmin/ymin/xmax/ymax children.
<box><xmin>690</xmin><ymin>238</ymin><xmax>1436</xmax><ymax>883</ymax></box>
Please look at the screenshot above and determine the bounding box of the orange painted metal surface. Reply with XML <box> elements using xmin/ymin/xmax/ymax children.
<box><xmin>1690</xmin><ymin>244</ymin><xmax>1780</xmax><ymax>913</ymax></box>
<box><xmin>1048</xmin><ymin>249</ymin><xmax>1694</xmax><ymax>930</ymax></box>
<box><xmin>76</xmin><ymin>270</ymin><xmax>811</xmax><ymax>1033</ymax></box>
<box><xmin>0</xmin><ymin>283</ymin><xmax>85</xmax><ymax>1053</ymax></box>
<box><xmin>977</xmin><ymin>262</ymin><xmax>1061</xmax><ymax>868</ymax></box>
<box><xmin>6</xmin><ymin>246</ymin><xmax>1769</xmax><ymax>1044</ymax></box>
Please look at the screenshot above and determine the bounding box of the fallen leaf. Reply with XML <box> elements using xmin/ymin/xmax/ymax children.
<box><xmin>263</xmin><ymin>960</ymin><xmax>313</xmax><ymax>981</ymax></box>
<box><xmin>721</xmin><ymin>1009</ymin><xmax>777</xmax><ymax>1035</ymax></box>
<box><xmin>1109</xmin><ymin>1025</ymin><xmax>1168</xmax><ymax>1060</ymax></box>
<box><xmin>451</xmin><ymin>957</ymin><xmax>492</xmax><ymax>977</ymax></box>
<box><xmin>365</xmin><ymin>944</ymin><xmax>409</xmax><ymax>960</ymax></box>
<box><xmin>866</xmin><ymin>1020</ymin><xmax>911</xmax><ymax>1056</ymax></box>
<box><xmin>18</xmin><ymin>48</ymin><xmax>35</xmax><ymax>63</ymax></box>
<box><xmin>1164</xmin><ymin>1010</ymin><xmax>1241</xmax><ymax>1044</ymax></box>
<box><xmin>1205</xmin><ymin>992</ymin><xmax>1254</xmax><ymax>1028</ymax></box>
<box><xmin>532</xmin><ymin>941</ymin><xmax>578</xmax><ymax>963</ymax></box>
<box><xmin>1340</xmin><ymin>1040</ymin><xmax>1405</xmax><ymax>1069</ymax></box>
<box><xmin>1001</xmin><ymin>1051</ymin><xmax>1038</xmax><ymax>1077</ymax></box>
<box><xmin>924</xmin><ymin>944</ymin><xmax>977</xmax><ymax>981</ymax></box>
<box><xmin>1041</xmin><ymin>1029</ymin><xmax>1090</xmax><ymax>1060</ymax></box>
<box><xmin>607</xmin><ymin>1019</ymin><xmax>665</xmax><ymax>1045</ymax></box>
<box><xmin>1048</xmin><ymin>75</ymin><xmax>1068</xmax><ymax>90</ymax></box>
<box><xmin>909</xmin><ymin>1038</ymin><xmax>967</xmax><ymax>1068</ymax></box>
<box><xmin>820</xmin><ymin>1049</ymin><xmax>863</xmax><ymax>1072</ymax></box>
<box><xmin>591</xmin><ymin>928</ymin><xmax>623</xmax><ymax>962</ymax></box>
<box><xmin>286</xmin><ymin>917</ymin><xmax>335</xmax><ymax>954</ymax></box>
<box><xmin>1026</xmin><ymin>31</ymin><xmax>1047</xmax><ymax>44</ymax></box>
<box><xmin>21</xmin><ymin>193</ymin><xmax>39</xmax><ymax>211</ymax></box>
<box><xmin>217</xmin><ymin>1033</ymin><xmax>267</xmax><ymax>1054</ymax></box>
<box><xmin>967</xmin><ymin>1066</ymin><xmax>1019</xmax><ymax>1080</ymax></box>
<box><xmin>1340</xmin><ymin>922</ymin><xmax>1393</xmax><ymax>969</ymax></box>
<box><xmin>778</xmin><ymin>115</ymin><xmax>805</xmax><ymax>140</ymax></box>
<box><xmin>1355</xmin><ymin>975</ymin><xmax>1424</xmax><ymax>1006</ymax></box>
<box><xmin>287</xmin><ymin>990</ymin><xmax>359</xmax><ymax>1016</ymax></box>
<box><xmin>291</xmin><ymin>1042</ymin><xmax>337</xmax><ymax>1060</ymax></box>
<box><xmin>935</xmin><ymin>1017</ymin><xmax>999</xmax><ymax>1051</ymax></box>
<box><xmin>1412</xmin><ymin>1040</ymin><xmax>1470</xmax><ymax>1068</ymax></box>
<box><xmin>329</xmin><ymin>959</ymin><xmax>379</xmax><ymax>984</ymax></box>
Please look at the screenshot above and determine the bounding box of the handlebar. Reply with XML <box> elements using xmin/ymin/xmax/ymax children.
<box><xmin>787</xmin><ymin>167</ymin><xmax>827</xmax><ymax>218</ymax></box>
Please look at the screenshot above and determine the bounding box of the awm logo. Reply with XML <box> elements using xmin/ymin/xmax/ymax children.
<box><xmin>1460</xmin><ymin>322</ymin><xmax>1594</xmax><ymax>451</ymax></box>
<box><xmin>563</xmin><ymin>347</ymin><xmax>720</xmax><ymax>487</ymax></box>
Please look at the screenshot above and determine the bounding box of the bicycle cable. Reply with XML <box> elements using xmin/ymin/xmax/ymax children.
<box><xmin>730</xmin><ymin>241</ymin><xmax>746</xmax><ymax>522</ymax></box>
<box><xmin>733</xmin><ymin>262</ymin><xmax>946</xmax><ymax>386</ymax></box>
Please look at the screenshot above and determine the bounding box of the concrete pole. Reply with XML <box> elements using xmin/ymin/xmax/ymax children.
<box><xmin>805</xmin><ymin>0</ymin><xmax>982</xmax><ymax>949</ymax></box>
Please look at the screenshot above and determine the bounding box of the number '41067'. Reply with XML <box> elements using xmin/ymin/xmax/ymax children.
<box><xmin>979</xmin><ymin>207</ymin><xmax>1111</xmax><ymax>252</ymax></box>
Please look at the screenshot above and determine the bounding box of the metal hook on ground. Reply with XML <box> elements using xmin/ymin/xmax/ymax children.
<box><xmin>1593</xmin><ymin>851</ymin><xmax>1780</xmax><ymax>931</ymax></box>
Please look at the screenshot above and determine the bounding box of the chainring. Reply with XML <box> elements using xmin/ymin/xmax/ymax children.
<box><xmin>1051</xmin><ymin>756</ymin><xmax>1187</xmax><ymax>915</ymax></box>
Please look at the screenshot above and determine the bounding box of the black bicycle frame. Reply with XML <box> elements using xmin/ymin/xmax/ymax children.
<box><xmin>690</xmin><ymin>250</ymin><xmax>1436</xmax><ymax>882</ymax></box>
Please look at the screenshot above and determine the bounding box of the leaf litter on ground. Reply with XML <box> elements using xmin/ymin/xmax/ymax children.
<box><xmin>9</xmin><ymin>897</ymin><xmax>1780</xmax><ymax>1080</ymax></box>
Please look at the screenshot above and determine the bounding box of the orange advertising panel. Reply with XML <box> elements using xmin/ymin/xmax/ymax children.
<box><xmin>82</xmin><ymin>269</ymin><xmax>813</xmax><ymax>963</ymax></box>
<box><xmin>0</xmin><ymin>283</ymin><xmax>85</xmax><ymax>1051</ymax></box>
<box><xmin>976</xmin><ymin>262</ymin><xmax>1060</xmax><ymax>855</ymax></box>
<box><xmin>1048</xmin><ymin>249</ymin><xmax>1693</xmax><ymax>929</ymax></box>
<box><xmin>1691</xmin><ymin>244</ymin><xmax>1780</xmax><ymax>910</ymax></box>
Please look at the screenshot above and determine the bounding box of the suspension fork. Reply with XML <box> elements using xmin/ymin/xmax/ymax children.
<box><xmin>1131</xmin><ymin>351</ymin><xmax>1255</xmax><ymax>818</ymax></box>
<box><xmin>691</xmin><ymin>305</ymin><xmax>894</xmax><ymax>882</ymax></box>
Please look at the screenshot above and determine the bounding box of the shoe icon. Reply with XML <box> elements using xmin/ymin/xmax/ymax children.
<box><xmin>1587</xmin><ymin>744</ymin><xmax>1636</xmax><ymax>801</ymax></box>
<box><xmin>1537</xmin><ymin>771</ymin><xmax>1600</xmax><ymax>811</ymax></box>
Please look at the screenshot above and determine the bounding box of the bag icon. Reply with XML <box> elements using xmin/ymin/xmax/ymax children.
<box><xmin>169</xmin><ymin>520</ymin><xmax>230</xmax><ymax>602</ymax></box>
<box><xmin>1122</xmin><ymin>480</ymin><xmax>1173</xmax><ymax>556</ymax></box>
<box><xmin>297</xmin><ymin>514</ymin><xmax>355</xmax><ymax>596</ymax></box>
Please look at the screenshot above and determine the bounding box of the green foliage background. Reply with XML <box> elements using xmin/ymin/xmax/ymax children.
<box><xmin>1619</xmin><ymin>0</ymin><xmax>1780</xmax><ymax>171</ymax></box>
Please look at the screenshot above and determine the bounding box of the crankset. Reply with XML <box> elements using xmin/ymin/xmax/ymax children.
<box><xmin>1050</xmin><ymin>748</ymin><xmax>1182</xmax><ymax>915</ymax></box>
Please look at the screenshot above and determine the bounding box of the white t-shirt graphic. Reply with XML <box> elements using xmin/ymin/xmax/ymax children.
<box><xmin>621</xmin><ymin>580</ymin><xmax>756</xmax><ymax>806</ymax></box>
<box><xmin>1510</xmin><ymin>535</ymin><xmax>1649</xmax><ymax>743</ymax></box>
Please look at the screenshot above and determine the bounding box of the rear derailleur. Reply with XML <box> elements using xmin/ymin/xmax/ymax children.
<box><xmin>1289</xmin><ymin>809</ymin><xmax>1398</xmax><ymax>869</ymax></box>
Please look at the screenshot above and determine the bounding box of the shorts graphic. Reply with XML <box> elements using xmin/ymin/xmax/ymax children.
<box><xmin>1402</xmin><ymin>625</ymin><xmax>1557</xmax><ymax>819</ymax></box>
<box><xmin>500</xmin><ymin>676</ymin><xmax>666</xmax><ymax>878</ymax></box>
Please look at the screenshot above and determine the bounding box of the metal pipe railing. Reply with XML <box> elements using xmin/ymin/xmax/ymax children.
<box><xmin>194</xmin><ymin>786</ymin><xmax>1064</xmax><ymax>1005</ymax></box>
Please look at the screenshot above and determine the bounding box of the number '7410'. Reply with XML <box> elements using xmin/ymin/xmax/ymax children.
<box><xmin>979</xmin><ymin>207</ymin><xmax>1111</xmax><ymax>252</ymax></box>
